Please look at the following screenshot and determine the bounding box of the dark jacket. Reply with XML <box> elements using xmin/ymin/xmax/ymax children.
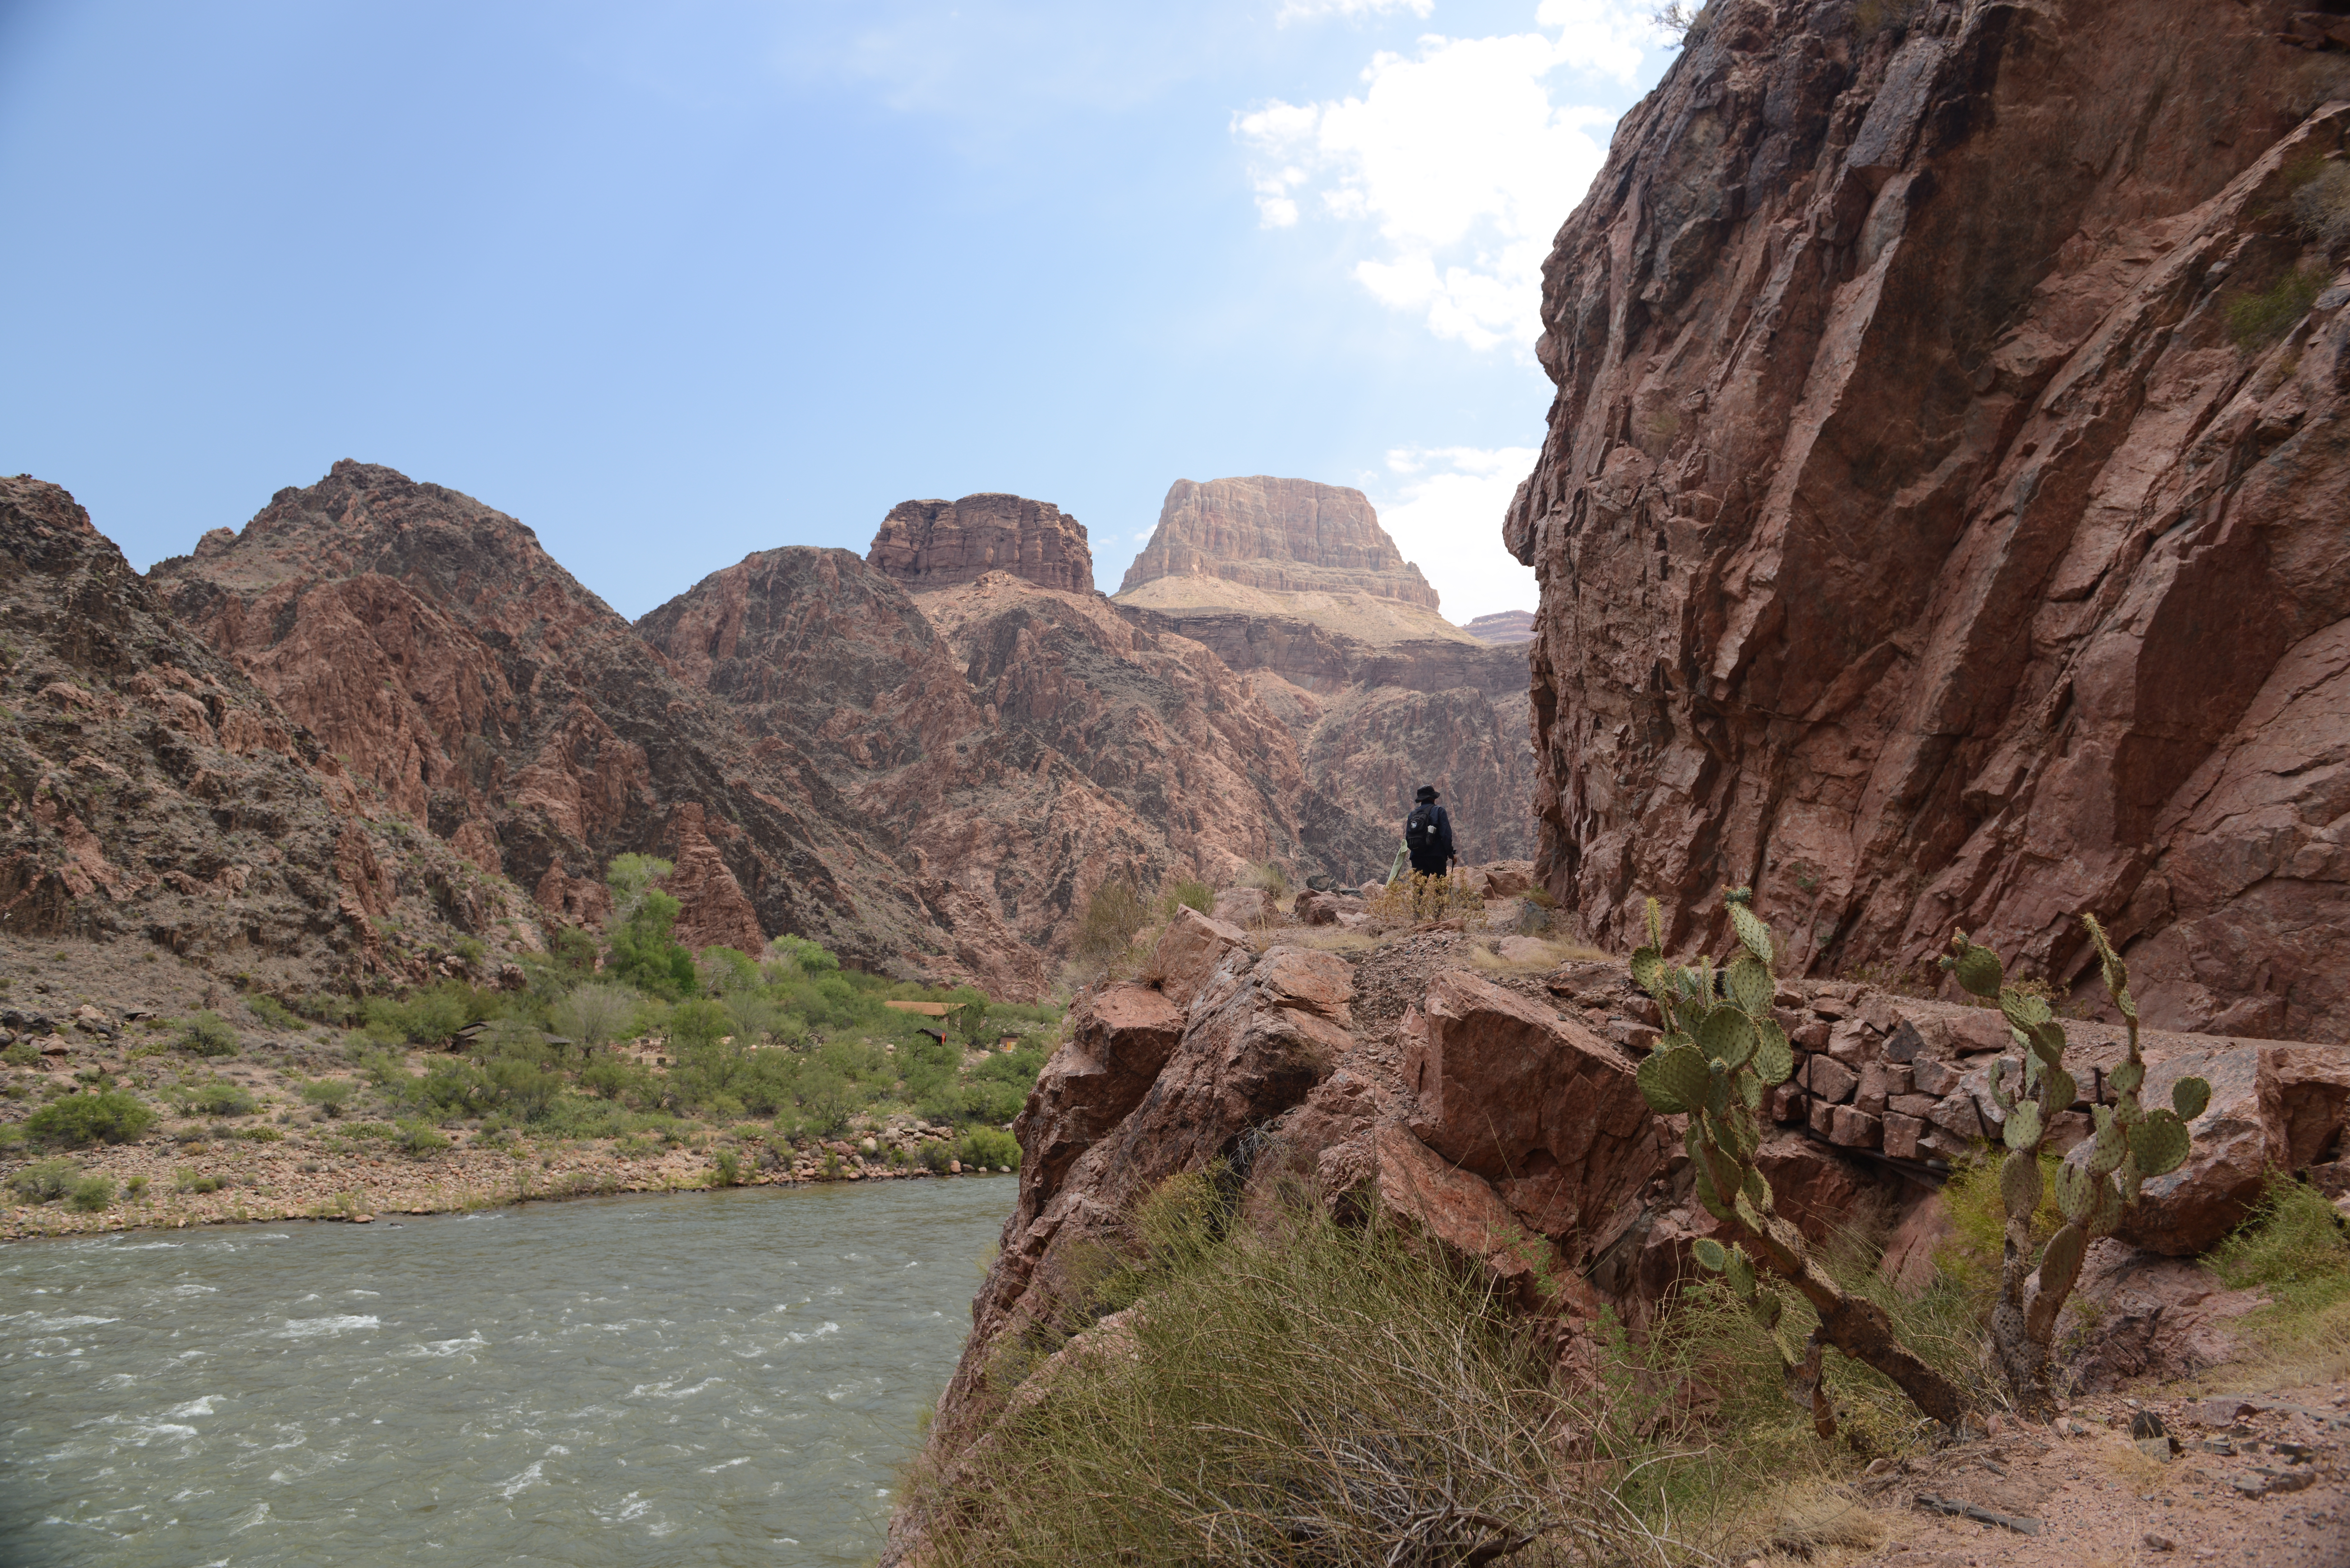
<box><xmin>1406</xmin><ymin>802</ymin><xmax>1456</xmax><ymax>872</ymax></box>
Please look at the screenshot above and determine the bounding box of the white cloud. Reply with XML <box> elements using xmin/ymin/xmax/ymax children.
<box><xmin>1236</xmin><ymin>3</ymin><xmax>1658</xmax><ymax>351</ymax></box>
<box><xmin>1374</xmin><ymin>446</ymin><xmax>1538</xmax><ymax>621</ymax></box>
<box><xmin>1280</xmin><ymin>0</ymin><xmax>1435</xmax><ymax>19</ymax></box>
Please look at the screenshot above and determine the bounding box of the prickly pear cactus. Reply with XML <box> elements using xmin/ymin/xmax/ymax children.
<box><xmin>1629</xmin><ymin>891</ymin><xmax>1972</xmax><ymax>1432</ymax></box>
<box><xmin>1938</xmin><ymin>912</ymin><xmax>2210</xmax><ymax>1414</ymax></box>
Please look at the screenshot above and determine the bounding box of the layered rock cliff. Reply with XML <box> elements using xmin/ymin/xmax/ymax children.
<box><xmin>0</xmin><ymin>475</ymin><xmax>537</xmax><ymax>983</ymax></box>
<box><xmin>1506</xmin><ymin>0</ymin><xmax>2350</xmax><ymax>1041</ymax></box>
<box><xmin>868</xmin><ymin>494</ymin><xmax>1094</xmax><ymax>594</ymax></box>
<box><xmin>1120</xmin><ymin>476</ymin><xmax>1443</xmax><ymax>614</ymax></box>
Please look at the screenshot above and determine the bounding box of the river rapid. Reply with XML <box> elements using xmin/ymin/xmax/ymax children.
<box><xmin>0</xmin><ymin>1179</ymin><xmax>1013</xmax><ymax>1567</ymax></box>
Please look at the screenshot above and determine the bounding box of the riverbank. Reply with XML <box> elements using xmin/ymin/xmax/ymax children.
<box><xmin>2</xmin><ymin>1123</ymin><xmax>1014</xmax><ymax>1241</ymax></box>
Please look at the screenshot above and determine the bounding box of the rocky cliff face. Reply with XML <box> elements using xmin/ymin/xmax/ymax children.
<box><xmin>0</xmin><ymin>475</ymin><xmax>536</xmax><ymax>984</ymax></box>
<box><xmin>886</xmin><ymin>901</ymin><xmax>2350</xmax><ymax>1560</ymax></box>
<box><xmin>868</xmin><ymin>494</ymin><xmax>1094</xmax><ymax>594</ymax></box>
<box><xmin>1507</xmin><ymin>0</ymin><xmax>2350</xmax><ymax>1041</ymax></box>
<box><xmin>1120</xmin><ymin>476</ymin><xmax>1441</xmax><ymax>610</ymax></box>
<box><xmin>150</xmin><ymin>462</ymin><xmax>1021</xmax><ymax>990</ymax></box>
<box><xmin>635</xmin><ymin>547</ymin><xmax>1318</xmax><ymax>993</ymax></box>
<box><xmin>1465</xmin><ymin>610</ymin><xmax>1536</xmax><ymax>645</ymax></box>
<box><xmin>1118</xmin><ymin>604</ymin><xmax>1538</xmax><ymax>874</ymax></box>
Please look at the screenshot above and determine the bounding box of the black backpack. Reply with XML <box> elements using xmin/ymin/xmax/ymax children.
<box><xmin>1404</xmin><ymin>802</ymin><xmax>1438</xmax><ymax>850</ymax></box>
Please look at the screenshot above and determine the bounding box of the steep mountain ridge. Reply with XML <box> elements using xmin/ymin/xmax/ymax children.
<box><xmin>1509</xmin><ymin>0</ymin><xmax>2350</xmax><ymax>1040</ymax></box>
<box><xmin>150</xmin><ymin>462</ymin><xmax>1014</xmax><ymax>986</ymax></box>
<box><xmin>0</xmin><ymin>474</ymin><xmax>536</xmax><ymax>984</ymax></box>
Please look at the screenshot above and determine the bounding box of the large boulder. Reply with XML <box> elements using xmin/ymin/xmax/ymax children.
<box><xmin>1400</xmin><ymin>970</ymin><xmax>1662</xmax><ymax>1264</ymax></box>
<box><xmin>1139</xmin><ymin>906</ymin><xmax>1252</xmax><ymax>1014</ymax></box>
<box><xmin>1017</xmin><ymin>984</ymin><xmax>1187</xmax><ymax>1215</ymax></box>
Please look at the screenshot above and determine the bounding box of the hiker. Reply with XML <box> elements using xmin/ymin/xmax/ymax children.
<box><xmin>1403</xmin><ymin>784</ymin><xmax>1456</xmax><ymax>879</ymax></box>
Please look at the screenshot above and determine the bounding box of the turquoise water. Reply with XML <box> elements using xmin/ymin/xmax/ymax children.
<box><xmin>0</xmin><ymin>1180</ymin><xmax>1012</xmax><ymax>1567</ymax></box>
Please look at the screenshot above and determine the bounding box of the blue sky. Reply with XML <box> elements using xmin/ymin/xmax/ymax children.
<box><xmin>0</xmin><ymin>1</ymin><xmax>1671</xmax><ymax>622</ymax></box>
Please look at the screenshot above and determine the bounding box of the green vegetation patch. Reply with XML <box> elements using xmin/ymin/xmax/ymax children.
<box><xmin>2226</xmin><ymin>267</ymin><xmax>2325</xmax><ymax>352</ymax></box>
<box><xmin>26</xmin><ymin>1088</ymin><xmax>157</xmax><ymax>1146</ymax></box>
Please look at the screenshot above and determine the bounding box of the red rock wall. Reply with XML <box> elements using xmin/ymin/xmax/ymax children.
<box><xmin>1122</xmin><ymin>475</ymin><xmax>1442</xmax><ymax>608</ymax></box>
<box><xmin>1508</xmin><ymin>0</ymin><xmax>2350</xmax><ymax>1041</ymax></box>
<box><xmin>867</xmin><ymin>493</ymin><xmax>1094</xmax><ymax>594</ymax></box>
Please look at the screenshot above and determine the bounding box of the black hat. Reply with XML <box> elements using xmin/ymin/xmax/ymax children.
<box><xmin>1415</xmin><ymin>785</ymin><xmax>1438</xmax><ymax>802</ymax></box>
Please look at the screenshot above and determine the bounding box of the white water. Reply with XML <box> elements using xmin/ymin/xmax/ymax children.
<box><xmin>0</xmin><ymin>1180</ymin><xmax>1012</xmax><ymax>1566</ymax></box>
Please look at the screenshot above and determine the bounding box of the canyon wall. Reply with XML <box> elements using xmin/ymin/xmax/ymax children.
<box><xmin>150</xmin><ymin>462</ymin><xmax>1021</xmax><ymax>990</ymax></box>
<box><xmin>1508</xmin><ymin>0</ymin><xmax>2350</xmax><ymax>1041</ymax></box>
<box><xmin>0</xmin><ymin>475</ymin><xmax>536</xmax><ymax>984</ymax></box>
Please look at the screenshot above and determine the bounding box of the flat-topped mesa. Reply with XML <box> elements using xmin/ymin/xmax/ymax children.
<box><xmin>867</xmin><ymin>494</ymin><xmax>1094</xmax><ymax>594</ymax></box>
<box><xmin>1119</xmin><ymin>476</ymin><xmax>1440</xmax><ymax>610</ymax></box>
<box><xmin>1464</xmin><ymin>610</ymin><xmax>1534</xmax><ymax>645</ymax></box>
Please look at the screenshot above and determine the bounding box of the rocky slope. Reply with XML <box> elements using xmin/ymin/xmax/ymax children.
<box><xmin>150</xmin><ymin>462</ymin><xmax>1023</xmax><ymax>990</ymax></box>
<box><xmin>1117</xmin><ymin>604</ymin><xmax>1538</xmax><ymax>872</ymax></box>
<box><xmin>635</xmin><ymin>545</ymin><xmax>1309</xmax><ymax>992</ymax></box>
<box><xmin>1506</xmin><ymin>0</ymin><xmax>2350</xmax><ymax>1041</ymax></box>
<box><xmin>886</xmin><ymin>899</ymin><xmax>2350</xmax><ymax>1561</ymax></box>
<box><xmin>0</xmin><ymin>475</ymin><xmax>536</xmax><ymax>985</ymax></box>
<box><xmin>868</xmin><ymin>493</ymin><xmax>1094</xmax><ymax>594</ymax></box>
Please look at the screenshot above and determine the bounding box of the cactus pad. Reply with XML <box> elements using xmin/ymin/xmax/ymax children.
<box><xmin>1630</xmin><ymin>946</ymin><xmax>1664</xmax><ymax>996</ymax></box>
<box><xmin>1748</xmin><ymin>1288</ymin><xmax>1783</xmax><ymax>1330</ymax></box>
<box><xmin>1728</xmin><ymin>901</ymin><xmax>1775</xmax><ymax>968</ymax></box>
<box><xmin>1638</xmin><ymin>1045</ymin><xmax>1710</xmax><ymax>1115</ymax></box>
<box><xmin>1740</xmin><ymin>1166</ymin><xmax>1773</xmax><ymax>1215</ymax></box>
<box><xmin>2001</xmin><ymin>1148</ymin><xmax>2044</xmax><ymax>1218</ymax></box>
<box><xmin>1692</xmin><ymin>1237</ymin><xmax>1727</xmax><ymax>1272</ymax></box>
<box><xmin>2000</xmin><ymin>989</ymin><xmax>2053</xmax><ymax>1031</ymax></box>
<box><xmin>2025</xmin><ymin>1020</ymin><xmax>2067</xmax><ymax>1066</ymax></box>
<box><xmin>2171</xmin><ymin>1076</ymin><xmax>2210</xmax><ymax>1121</ymax></box>
<box><xmin>2111</xmin><ymin>1058</ymin><xmax>2144</xmax><ymax>1096</ymax></box>
<box><xmin>2130</xmin><ymin>1110</ymin><xmax>2191</xmax><ymax>1176</ymax></box>
<box><xmin>2087</xmin><ymin>1171</ymin><xmax>2124</xmax><ymax>1236</ymax></box>
<box><xmin>1727</xmin><ymin>951</ymin><xmax>1773</xmax><ymax>1017</ymax></box>
<box><xmin>1726</xmin><ymin>1246</ymin><xmax>1758</xmax><ymax>1300</ymax></box>
<box><xmin>1754</xmin><ymin>1019</ymin><xmax>1793</xmax><ymax>1085</ymax></box>
<box><xmin>1988</xmin><ymin>1058</ymin><xmax>2015</xmax><ymax>1112</ymax></box>
<box><xmin>1697</xmin><ymin>1006</ymin><xmax>1755</xmax><ymax>1069</ymax></box>
<box><xmin>2004</xmin><ymin>1100</ymin><xmax>2044</xmax><ymax>1151</ymax></box>
<box><xmin>2055</xmin><ymin>1158</ymin><xmax>2096</xmax><ymax>1222</ymax></box>
<box><xmin>1952</xmin><ymin>941</ymin><xmax>2004</xmax><ymax>998</ymax></box>
<box><xmin>2044</xmin><ymin>1068</ymin><xmax>2077</xmax><ymax>1117</ymax></box>
<box><xmin>2038</xmin><ymin>1222</ymin><xmax>2088</xmax><ymax>1301</ymax></box>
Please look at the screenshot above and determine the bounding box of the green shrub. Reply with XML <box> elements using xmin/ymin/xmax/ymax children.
<box><xmin>178</xmin><ymin>1012</ymin><xmax>239</xmax><ymax>1056</ymax></box>
<box><xmin>26</xmin><ymin>1089</ymin><xmax>157</xmax><ymax>1146</ymax></box>
<box><xmin>185</xmin><ymin>1081</ymin><xmax>258</xmax><ymax>1118</ymax></box>
<box><xmin>2226</xmin><ymin>267</ymin><xmax>2324</xmax><ymax>351</ymax></box>
<box><xmin>954</xmin><ymin>1127</ymin><xmax>1020</xmax><ymax>1171</ymax></box>
<box><xmin>2210</xmin><ymin>1171</ymin><xmax>2350</xmax><ymax>1320</ymax></box>
<box><xmin>918</xmin><ymin>1140</ymin><xmax>955</xmax><ymax>1174</ymax></box>
<box><xmin>914</xmin><ymin>1186</ymin><xmax>1632</xmax><ymax>1564</ymax></box>
<box><xmin>765</xmin><ymin>934</ymin><xmax>840</xmax><ymax>976</ymax></box>
<box><xmin>1160</xmin><ymin>878</ymin><xmax>1213</xmax><ymax>916</ymax></box>
<box><xmin>9</xmin><ymin>1158</ymin><xmax>80</xmax><ymax>1202</ymax></box>
<box><xmin>712</xmin><ymin>1149</ymin><xmax>744</xmax><ymax>1186</ymax></box>
<box><xmin>174</xmin><ymin>1167</ymin><xmax>226</xmax><ymax>1194</ymax></box>
<box><xmin>2</xmin><ymin>1041</ymin><xmax>37</xmax><ymax>1067</ymax></box>
<box><xmin>246</xmin><ymin>994</ymin><xmax>298</xmax><ymax>1031</ymax></box>
<box><xmin>551</xmin><ymin>982</ymin><xmax>634</xmax><ymax>1051</ymax></box>
<box><xmin>395</xmin><ymin>1118</ymin><xmax>451</xmax><ymax>1155</ymax></box>
<box><xmin>299</xmin><ymin>1077</ymin><xmax>357</xmax><ymax>1117</ymax></box>
<box><xmin>124</xmin><ymin>1174</ymin><xmax>149</xmax><ymax>1199</ymax></box>
<box><xmin>67</xmin><ymin>1174</ymin><xmax>114</xmax><ymax>1212</ymax></box>
<box><xmin>1071</xmin><ymin>879</ymin><xmax>1149</xmax><ymax>966</ymax></box>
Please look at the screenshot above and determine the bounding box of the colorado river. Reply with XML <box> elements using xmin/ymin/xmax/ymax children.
<box><xmin>0</xmin><ymin>1180</ymin><xmax>1012</xmax><ymax>1567</ymax></box>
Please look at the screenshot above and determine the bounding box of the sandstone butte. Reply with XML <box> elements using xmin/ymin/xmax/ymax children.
<box><xmin>1504</xmin><ymin>0</ymin><xmax>2350</xmax><ymax>1044</ymax></box>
